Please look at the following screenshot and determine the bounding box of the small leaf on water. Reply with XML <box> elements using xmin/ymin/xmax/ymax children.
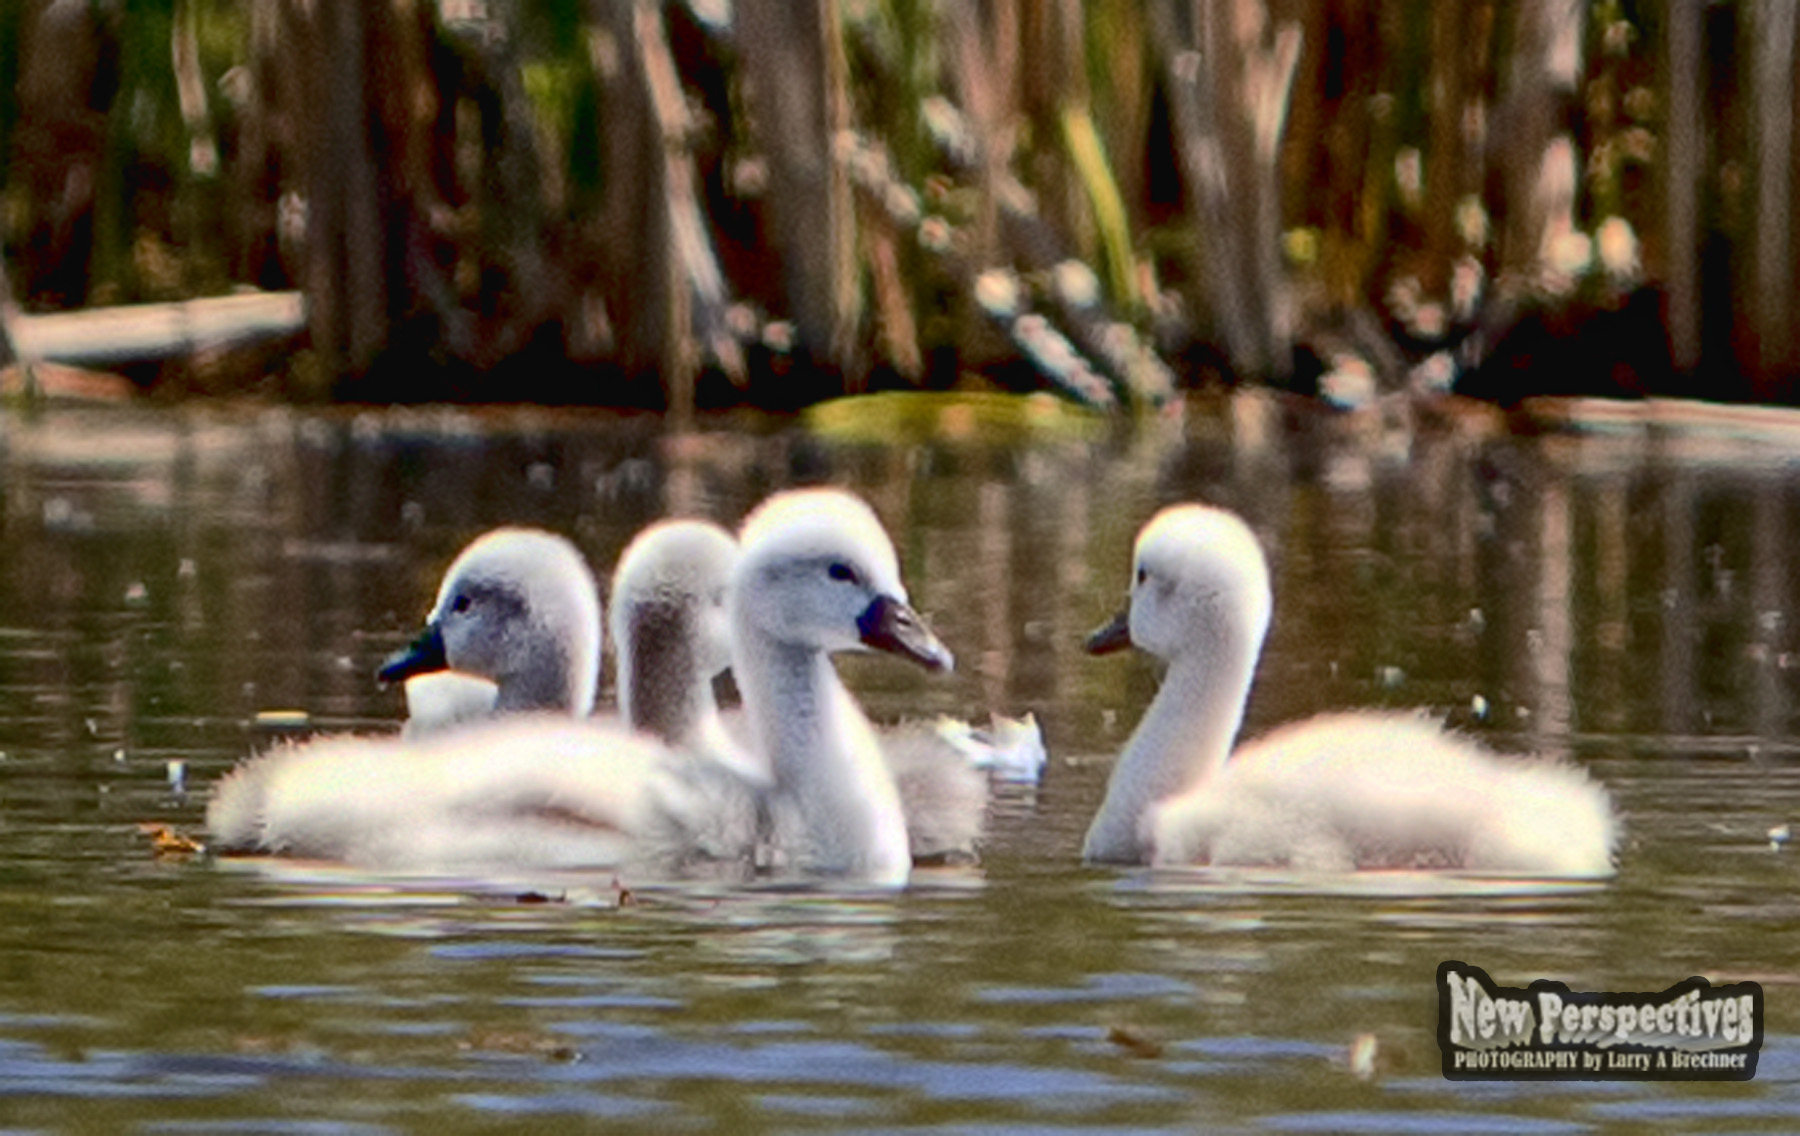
<box><xmin>1105</xmin><ymin>1024</ymin><xmax>1164</xmax><ymax>1059</ymax></box>
<box><xmin>138</xmin><ymin>823</ymin><xmax>205</xmax><ymax>857</ymax></box>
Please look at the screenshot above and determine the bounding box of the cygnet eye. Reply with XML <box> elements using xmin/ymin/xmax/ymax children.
<box><xmin>450</xmin><ymin>594</ymin><xmax>473</xmax><ymax>614</ymax></box>
<box><xmin>827</xmin><ymin>562</ymin><xmax>860</xmax><ymax>585</ymax></box>
<box><xmin>1135</xmin><ymin>566</ymin><xmax>1148</xmax><ymax>586</ymax></box>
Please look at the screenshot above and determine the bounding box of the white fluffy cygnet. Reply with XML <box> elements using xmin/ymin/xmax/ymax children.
<box><xmin>608</xmin><ymin>517</ymin><xmax>766</xmax><ymax>785</ymax></box>
<box><xmin>380</xmin><ymin>527</ymin><xmax>602</xmax><ymax>723</ymax></box>
<box><xmin>1083</xmin><ymin>504</ymin><xmax>1619</xmax><ymax>876</ymax></box>
<box><xmin>610</xmin><ymin>516</ymin><xmax>1017</xmax><ymax>862</ymax></box>
<box><xmin>722</xmin><ymin>487</ymin><xmax>957</xmax><ymax>881</ymax></box>
<box><xmin>206</xmin><ymin>491</ymin><xmax>952</xmax><ymax>886</ymax></box>
<box><xmin>208</xmin><ymin>528</ymin><xmax>634</xmax><ymax>870</ymax></box>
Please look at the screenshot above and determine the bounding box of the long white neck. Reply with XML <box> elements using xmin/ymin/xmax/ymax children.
<box><xmin>1083</xmin><ymin>627</ymin><xmax>1259</xmax><ymax>863</ymax></box>
<box><xmin>733</xmin><ymin>628</ymin><xmax>910</xmax><ymax>884</ymax></box>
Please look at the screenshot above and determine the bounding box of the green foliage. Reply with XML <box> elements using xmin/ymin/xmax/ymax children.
<box><xmin>847</xmin><ymin>0</ymin><xmax>940</xmax><ymax>186</ymax></box>
<box><xmin>566</xmin><ymin>64</ymin><xmax>603</xmax><ymax>209</ymax></box>
<box><xmin>529</xmin><ymin>0</ymin><xmax>587</xmax><ymax>57</ymax></box>
<box><xmin>95</xmin><ymin>0</ymin><xmax>178</xmax><ymax>301</ymax></box>
<box><xmin>522</xmin><ymin>58</ymin><xmax>593</xmax><ymax>201</ymax></box>
<box><xmin>805</xmin><ymin>389</ymin><xmax>1107</xmax><ymax>445</ymax></box>
<box><xmin>1062</xmin><ymin>108</ymin><xmax>1137</xmax><ymax>310</ymax></box>
<box><xmin>0</xmin><ymin>0</ymin><xmax>1781</xmax><ymax>396</ymax></box>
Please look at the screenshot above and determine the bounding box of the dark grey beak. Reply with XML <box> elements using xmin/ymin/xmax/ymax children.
<box><xmin>377</xmin><ymin>624</ymin><xmax>449</xmax><ymax>685</ymax></box>
<box><xmin>1084</xmin><ymin>606</ymin><xmax>1132</xmax><ymax>655</ymax></box>
<box><xmin>857</xmin><ymin>594</ymin><xmax>954</xmax><ymax>673</ymax></box>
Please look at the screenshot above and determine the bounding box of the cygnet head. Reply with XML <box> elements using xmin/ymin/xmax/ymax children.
<box><xmin>1087</xmin><ymin>504</ymin><xmax>1272</xmax><ymax>663</ymax></box>
<box><xmin>378</xmin><ymin>527</ymin><xmax>601</xmax><ymax>716</ymax></box>
<box><xmin>609</xmin><ymin>518</ymin><xmax>739</xmax><ymax>727</ymax></box>
<box><xmin>734</xmin><ymin>488</ymin><xmax>953</xmax><ymax>672</ymax></box>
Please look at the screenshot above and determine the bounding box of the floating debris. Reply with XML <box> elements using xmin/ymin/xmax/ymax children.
<box><xmin>1105</xmin><ymin>1024</ymin><xmax>1164</xmax><ymax>1059</ymax></box>
<box><xmin>933</xmin><ymin>712</ymin><xmax>1048</xmax><ymax>783</ymax></box>
<box><xmin>456</xmin><ymin>1028</ymin><xmax>582</xmax><ymax>1063</ymax></box>
<box><xmin>139</xmin><ymin>823</ymin><xmax>205</xmax><ymax>858</ymax></box>
<box><xmin>1769</xmin><ymin>824</ymin><xmax>1790</xmax><ymax>852</ymax></box>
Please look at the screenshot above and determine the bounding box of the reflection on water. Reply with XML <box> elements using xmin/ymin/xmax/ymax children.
<box><xmin>3</xmin><ymin>395</ymin><xmax>1800</xmax><ymax>1129</ymax></box>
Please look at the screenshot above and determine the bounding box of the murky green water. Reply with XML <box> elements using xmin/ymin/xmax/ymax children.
<box><xmin>2</xmin><ymin>393</ymin><xmax>1800</xmax><ymax>1132</ymax></box>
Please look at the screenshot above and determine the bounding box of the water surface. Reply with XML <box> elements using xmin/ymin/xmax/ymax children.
<box><xmin>2</xmin><ymin>394</ymin><xmax>1799</xmax><ymax>1132</ymax></box>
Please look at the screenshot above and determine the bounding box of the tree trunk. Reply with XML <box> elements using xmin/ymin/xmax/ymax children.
<box><xmin>1749</xmin><ymin>0</ymin><xmax>1797</xmax><ymax>387</ymax></box>
<box><xmin>1420</xmin><ymin>0</ymin><xmax>1468</xmax><ymax>295</ymax></box>
<box><xmin>1663</xmin><ymin>0</ymin><xmax>1704</xmax><ymax>373</ymax></box>
<box><xmin>737</xmin><ymin>0</ymin><xmax>861</xmax><ymax>376</ymax></box>
<box><xmin>299</xmin><ymin>0</ymin><xmax>389</xmax><ymax>382</ymax></box>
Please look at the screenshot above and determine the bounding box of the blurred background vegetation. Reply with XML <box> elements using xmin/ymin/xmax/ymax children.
<box><xmin>0</xmin><ymin>0</ymin><xmax>1792</xmax><ymax>413</ymax></box>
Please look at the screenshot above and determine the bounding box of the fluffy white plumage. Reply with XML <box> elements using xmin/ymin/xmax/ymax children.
<box><xmin>400</xmin><ymin>672</ymin><xmax>499</xmax><ymax>740</ymax></box>
<box><xmin>1084</xmin><ymin>504</ymin><xmax>1619</xmax><ymax>876</ymax></box>
<box><xmin>609</xmin><ymin>516</ymin><xmax>1032</xmax><ymax>862</ymax></box>
<box><xmin>206</xmin><ymin>716</ymin><xmax>669</xmax><ymax>872</ymax></box>
<box><xmin>207</xmin><ymin>491</ymin><xmax>954</xmax><ymax>885</ymax></box>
